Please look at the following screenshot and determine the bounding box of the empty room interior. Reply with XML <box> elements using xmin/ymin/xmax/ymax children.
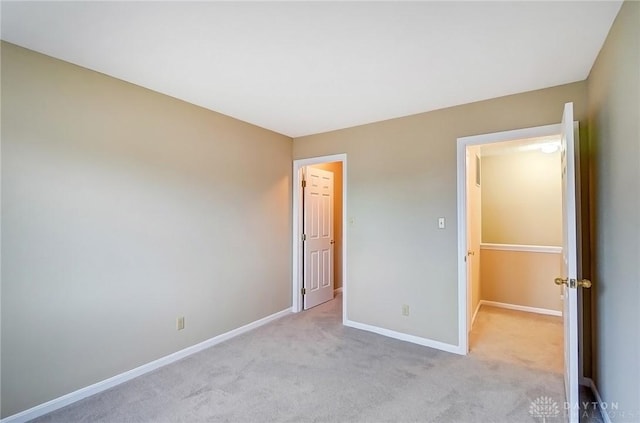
<box><xmin>1</xmin><ymin>1</ymin><xmax>638</xmax><ymax>422</ymax></box>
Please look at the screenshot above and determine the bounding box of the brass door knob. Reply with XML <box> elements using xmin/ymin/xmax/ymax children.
<box><xmin>577</xmin><ymin>279</ymin><xmax>592</xmax><ymax>288</ymax></box>
<box><xmin>554</xmin><ymin>277</ymin><xmax>568</xmax><ymax>286</ymax></box>
<box><xmin>554</xmin><ymin>277</ymin><xmax>592</xmax><ymax>288</ymax></box>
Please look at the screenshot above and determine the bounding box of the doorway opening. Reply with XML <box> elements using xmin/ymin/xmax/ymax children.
<box><xmin>457</xmin><ymin>111</ymin><xmax>587</xmax><ymax>422</ymax></box>
<box><xmin>458</xmin><ymin>125</ymin><xmax>562</xmax><ymax>352</ymax></box>
<box><xmin>292</xmin><ymin>154</ymin><xmax>347</xmax><ymax>322</ymax></box>
<box><xmin>464</xmin><ymin>133</ymin><xmax>565</xmax><ymax>374</ymax></box>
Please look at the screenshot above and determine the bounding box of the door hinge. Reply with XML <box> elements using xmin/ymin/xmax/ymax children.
<box><xmin>302</xmin><ymin>233</ymin><xmax>307</xmax><ymax>241</ymax></box>
<box><xmin>301</xmin><ymin>288</ymin><xmax>306</xmax><ymax>295</ymax></box>
<box><xmin>302</xmin><ymin>180</ymin><xmax>307</xmax><ymax>188</ymax></box>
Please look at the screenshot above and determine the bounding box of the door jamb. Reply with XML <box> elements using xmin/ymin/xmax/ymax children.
<box><xmin>456</xmin><ymin>124</ymin><xmax>561</xmax><ymax>354</ymax></box>
<box><xmin>292</xmin><ymin>154</ymin><xmax>347</xmax><ymax>322</ymax></box>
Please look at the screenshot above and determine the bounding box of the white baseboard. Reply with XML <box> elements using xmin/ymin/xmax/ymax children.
<box><xmin>1</xmin><ymin>308</ymin><xmax>292</xmax><ymax>423</ymax></box>
<box><xmin>344</xmin><ymin>319</ymin><xmax>464</xmax><ymax>355</ymax></box>
<box><xmin>479</xmin><ymin>300</ymin><xmax>562</xmax><ymax>317</ymax></box>
<box><xmin>334</xmin><ymin>287</ymin><xmax>343</xmax><ymax>295</ymax></box>
<box><xmin>581</xmin><ymin>377</ymin><xmax>612</xmax><ymax>423</ymax></box>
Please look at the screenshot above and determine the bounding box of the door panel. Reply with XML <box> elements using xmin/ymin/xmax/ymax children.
<box><xmin>467</xmin><ymin>146</ymin><xmax>482</xmax><ymax>331</ymax></box>
<box><xmin>303</xmin><ymin>166</ymin><xmax>334</xmax><ymax>309</ymax></box>
<box><xmin>560</xmin><ymin>102</ymin><xmax>579</xmax><ymax>423</ymax></box>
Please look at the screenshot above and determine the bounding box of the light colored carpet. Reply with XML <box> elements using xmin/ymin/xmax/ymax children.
<box><xmin>469</xmin><ymin>304</ymin><xmax>603</xmax><ymax>423</ymax></box>
<box><xmin>469</xmin><ymin>305</ymin><xmax>564</xmax><ymax>375</ymax></box>
<box><xmin>33</xmin><ymin>296</ymin><xmax>577</xmax><ymax>423</ymax></box>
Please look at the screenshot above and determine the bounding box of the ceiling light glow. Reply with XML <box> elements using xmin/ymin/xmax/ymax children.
<box><xmin>541</xmin><ymin>142</ymin><xmax>560</xmax><ymax>154</ymax></box>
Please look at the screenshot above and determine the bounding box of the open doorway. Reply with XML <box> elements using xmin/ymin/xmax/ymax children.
<box><xmin>456</xmin><ymin>123</ymin><xmax>568</xmax><ymax>369</ymax></box>
<box><xmin>292</xmin><ymin>154</ymin><xmax>347</xmax><ymax>321</ymax></box>
<box><xmin>466</xmin><ymin>135</ymin><xmax>565</xmax><ymax>374</ymax></box>
<box><xmin>470</xmin><ymin>136</ymin><xmax>566</xmax><ymax>317</ymax></box>
<box><xmin>459</xmin><ymin>106</ymin><xmax>589</xmax><ymax>421</ymax></box>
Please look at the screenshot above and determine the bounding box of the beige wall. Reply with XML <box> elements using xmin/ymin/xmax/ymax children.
<box><xmin>479</xmin><ymin>149</ymin><xmax>562</xmax><ymax>311</ymax></box>
<box><xmin>309</xmin><ymin>162</ymin><xmax>343</xmax><ymax>289</ymax></box>
<box><xmin>587</xmin><ymin>1</ymin><xmax>640</xmax><ymax>416</ymax></box>
<box><xmin>293</xmin><ymin>81</ymin><xmax>588</xmax><ymax>344</ymax></box>
<box><xmin>1</xmin><ymin>43</ymin><xmax>293</xmax><ymax>417</ymax></box>
<box><xmin>480</xmin><ymin>248</ymin><xmax>562</xmax><ymax>312</ymax></box>
<box><xmin>482</xmin><ymin>150</ymin><xmax>562</xmax><ymax>246</ymax></box>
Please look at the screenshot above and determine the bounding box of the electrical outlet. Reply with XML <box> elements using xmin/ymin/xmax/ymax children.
<box><xmin>177</xmin><ymin>316</ymin><xmax>185</xmax><ymax>330</ymax></box>
<box><xmin>402</xmin><ymin>304</ymin><xmax>410</xmax><ymax>316</ymax></box>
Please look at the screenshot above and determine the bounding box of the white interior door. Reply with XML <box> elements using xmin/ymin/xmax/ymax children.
<box><xmin>558</xmin><ymin>102</ymin><xmax>583</xmax><ymax>423</ymax></box>
<box><xmin>466</xmin><ymin>147</ymin><xmax>482</xmax><ymax>331</ymax></box>
<box><xmin>303</xmin><ymin>166</ymin><xmax>334</xmax><ymax>309</ymax></box>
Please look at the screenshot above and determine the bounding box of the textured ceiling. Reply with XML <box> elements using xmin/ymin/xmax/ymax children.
<box><xmin>1</xmin><ymin>1</ymin><xmax>622</xmax><ymax>137</ymax></box>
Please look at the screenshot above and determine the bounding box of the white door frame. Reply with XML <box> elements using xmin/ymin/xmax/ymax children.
<box><xmin>292</xmin><ymin>154</ymin><xmax>347</xmax><ymax>322</ymax></box>
<box><xmin>456</xmin><ymin>123</ymin><xmax>562</xmax><ymax>353</ymax></box>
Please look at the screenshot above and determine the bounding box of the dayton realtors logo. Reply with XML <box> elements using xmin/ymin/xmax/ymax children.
<box><xmin>529</xmin><ymin>396</ymin><xmax>560</xmax><ymax>422</ymax></box>
<box><xmin>530</xmin><ymin>396</ymin><xmax>625</xmax><ymax>421</ymax></box>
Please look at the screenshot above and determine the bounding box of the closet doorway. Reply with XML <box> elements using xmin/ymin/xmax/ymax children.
<box><xmin>292</xmin><ymin>154</ymin><xmax>347</xmax><ymax>318</ymax></box>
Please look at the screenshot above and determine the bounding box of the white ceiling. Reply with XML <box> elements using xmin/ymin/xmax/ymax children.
<box><xmin>1</xmin><ymin>1</ymin><xmax>622</xmax><ymax>138</ymax></box>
